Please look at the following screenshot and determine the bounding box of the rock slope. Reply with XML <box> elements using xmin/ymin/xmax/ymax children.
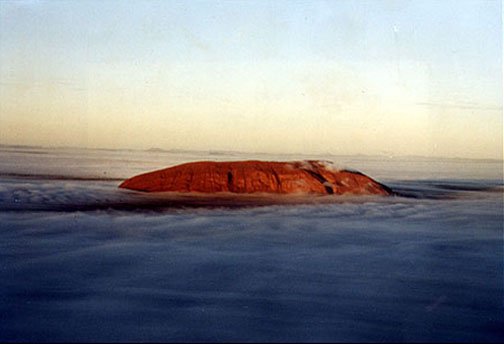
<box><xmin>119</xmin><ymin>160</ymin><xmax>392</xmax><ymax>196</ymax></box>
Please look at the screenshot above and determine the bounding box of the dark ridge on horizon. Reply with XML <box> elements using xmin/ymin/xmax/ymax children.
<box><xmin>0</xmin><ymin>144</ymin><xmax>44</xmax><ymax>149</ymax></box>
<box><xmin>387</xmin><ymin>179</ymin><xmax>504</xmax><ymax>199</ymax></box>
<box><xmin>0</xmin><ymin>150</ymin><xmax>49</xmax><ymax>155</ymax></box>
<box><xmin>0</xmin><ymin>172</ymin><xmax>123</xmax><ymax>182</ymax></box>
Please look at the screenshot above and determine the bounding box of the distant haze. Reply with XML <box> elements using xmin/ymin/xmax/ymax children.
<box><xmin>0</xmin><ymin>0</ymin><xmax>502</xmax><ymax>159</ymax></box>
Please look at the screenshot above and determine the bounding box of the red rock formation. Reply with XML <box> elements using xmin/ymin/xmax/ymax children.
<box><xmin>119</xmin><ymin>160</ymin><xmax>392</xmax><ymax>196</ymax></box>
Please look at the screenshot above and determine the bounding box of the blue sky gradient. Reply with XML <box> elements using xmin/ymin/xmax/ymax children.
<box><xmin>0</xmin><ymin>0</ymin><xmax>502</xmax><ymax>158</ymax></box>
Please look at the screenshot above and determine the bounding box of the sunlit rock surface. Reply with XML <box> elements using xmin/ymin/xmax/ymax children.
<box><xmin>119</xmin><ymin>160</ymin><xmax>392</xmax><ymax>196</ymax></box>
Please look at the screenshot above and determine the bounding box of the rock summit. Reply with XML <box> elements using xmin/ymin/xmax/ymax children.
<box><xmin>119</xmin><ymin>160</ymin><xmax>392</xmax><ymax>196</ymax></box>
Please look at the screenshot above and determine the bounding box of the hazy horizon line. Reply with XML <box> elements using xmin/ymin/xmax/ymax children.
<box><xmin>0</xmin><ymin>143</ymin><xmax>502</xmax><ymax>163</ymax></box>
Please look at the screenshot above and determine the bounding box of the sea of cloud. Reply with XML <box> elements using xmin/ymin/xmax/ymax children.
<box><xmin>0</xmin><ymin>147</ymin><xmax>502</xmax><ymax>341</ymax></box>
<box><xmin>0</xmin><ymin>187</ymin><xmax>502</xmax><ymax>341</ymax></box>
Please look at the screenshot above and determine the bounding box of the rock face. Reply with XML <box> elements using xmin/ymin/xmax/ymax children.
<box><xmin>119</xmin><ymin>160</ymin><xmax>392</xmax><ymax>196</ymax></box>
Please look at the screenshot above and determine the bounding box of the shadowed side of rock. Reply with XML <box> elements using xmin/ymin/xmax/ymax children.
<box><xmin>119</xmin><ymin>160</ymin><xmax>392</xmax><ymax>196</ymax></box>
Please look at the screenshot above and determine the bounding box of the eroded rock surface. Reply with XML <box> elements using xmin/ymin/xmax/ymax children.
<box><xmin>119</xmin><ymin>160</ymin><xmax>392</xmax><ymax>196</ymax></box>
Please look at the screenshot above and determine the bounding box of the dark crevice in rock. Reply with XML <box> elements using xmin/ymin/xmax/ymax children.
<box><xmin>227</xmin><ymin>171</ymin><xmax>234</xmax><ymax>192</ymax></box>
<box><xmin>270</xmin><ymin>169</ymin><xmax>282</xmax><ymax>192</ymax></box>
<box><xmin>302</xmin><ymin>169</ymin><xmax>334</xmax><ymax>195</ymax></box>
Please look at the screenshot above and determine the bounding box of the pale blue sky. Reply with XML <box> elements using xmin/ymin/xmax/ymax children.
<box><xmin>0</xmin><ymin>0</ymin><xmax>502</xmax><ymax>158</ymax></box>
